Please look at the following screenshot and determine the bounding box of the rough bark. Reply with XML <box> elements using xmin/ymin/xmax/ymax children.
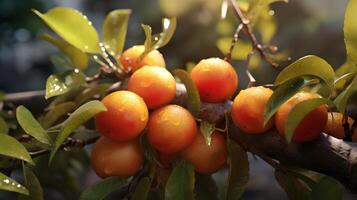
<box><xmin>3</xmin><ymin>84</ymin><xmax>357</xmax><ymax>192</ymax></box>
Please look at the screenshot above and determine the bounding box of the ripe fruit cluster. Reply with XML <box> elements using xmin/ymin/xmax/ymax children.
<box><xmin>91</xmin><ymin>47</ymin><xmax>233</xmax><ymax>178</ymax></box>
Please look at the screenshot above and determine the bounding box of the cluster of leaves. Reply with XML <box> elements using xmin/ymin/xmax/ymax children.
<box><xmin>0</xmin><ymin>0</ymin><xmax>356</xmax><ymax>199</ymax></box>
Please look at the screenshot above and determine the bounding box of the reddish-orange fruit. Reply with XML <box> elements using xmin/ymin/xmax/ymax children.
<box><xmin>95</xmin><ymin>91</ymin><xmax>148</xmax><ymax>142</ymax></box>
<box><xmin>190</xmin><ymin>57</ymin><xmax>238</xmax><ymax>103</ymax></box>
<box><xmin>324</xmin><ymin>112</ymin><xmax>354</xmax><ymax>139</ymax></box>
<box><xmin>128</xmin><ymin>66</ymin><xmax>176</xmax><ymax>109</ymax></box>
<box><xmin>119</xmin><ymin>45</ymin><xmax>165</xmax><ymax>72</ymax></box>
<box><xmin>181</xmin><ymin>131</ymin><xmax>227</xmax><ymax>174</ymax></box>
<box><xmin>231</xmin><ymin>86</ymin><xmax>274</xmax><ymax>133</ymax></box>
<box><xmin>91</xmin><ymin>137</ymin><xmax>144</xmax><ymax>178</ymax></box>
<box><xmin>148</xmin><ymin>105</ymin><xmax>197</xmax><ymax>153</ymax></box>
<box><xmin>275</xmin><ymin>92</ymin><xmax>328</xmax><ymax>142</ymax></box>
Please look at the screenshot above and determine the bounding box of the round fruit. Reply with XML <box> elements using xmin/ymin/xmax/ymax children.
<box><xmin>128</xmin><ymin>66</ymin><xmax>176</xmax><ymax>109</ymax></box>
<box><xmin>324</xmin><ymin>112</ymin><xmax>354</xmax><ymax>139</ymax></box>
<box><xmin>95</xmin><ymin>91</ymin><xmax>148</xmax><ymax>142</ymax></box>
<box><xmin>148</xmin><ymin>105</ymin><xmax>197</xmax><ymax>153</ymax></box>
<box><xmin>91</xmin><ymin>137</ymin><xmax>144</xmax><ymax>178</ymax></box>
<box><xmin>190</xmin><ymin>57</ymin><xmax>238</xmax><ymax>103</ymax></box>
<box><xmin>231</xmin><ymin>86</ymin><xmax>274</xmax><ymax>133</ymax></box>
<box><xmin>181</xmin><ymin>131</ymin><xmax>227</xmax><ymax>174</ymax></box>
<box><xmin>275</xmin><ymin>92</ymin><xmax>328</xmax><ymax>142</ymax></box>
<box><xmin>119</xmin><ymin>45</ymin><xmax>165</xmax><ymax>72</ymax></box>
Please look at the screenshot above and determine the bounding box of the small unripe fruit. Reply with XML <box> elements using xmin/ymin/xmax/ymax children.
<box><xmin>148</xmin><ymin>105</ymin><xmax>197</xmax><ymax>153</ymax></box>
<box><xmin>231</xmin><ymin>86</ymin><xmax>274</xmax><ymax>133</ymax></box>
<box><xmin>128</xmin><ymin>66</ymin><xmax>176</xmax><ymax>109</ymax></box>
<box><xmin>324</xmin><ymin>112</ymin><xmax>354</xmax><ymax>139</ymax></box>
<box><xmin>181</xmin><ymin>131</ymin><xmax>227</xmax><ymax>174</ymax></box>
<box><xmin>91</xmin><ymin>137</ymin><xmax>144</xmax><ymax>178</ymax></box>
<box><xmin>119</xmin><ymin>45</ymin><xmax>165</xmax><ymax>72</ymax></box>
<box><xmin>95</xmin><ymin>91</ymin><xmax>148</xmax><ymax>142</ymax></box>
<box><xmin>191</xmin><ymin>57</ymin><xmax>238</xmax><ymax>103</ymax></box>
<box><xmin>275</xmin><ymin>92</ymin><xmax>328</xmax><ymax>142</ymax></box>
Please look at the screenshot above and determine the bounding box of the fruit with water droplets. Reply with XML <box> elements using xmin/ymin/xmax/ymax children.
<box><xmin>91</xmin><ymin>137</ymin><xmax>144</xmax><ymax>178</ymax></box>
<box><xmin>275</xmin><ymin>92</ymin><xmax>328</xmax><ymax>142</ymax></box>
<box><xmin>128</xmin><ymin>66</ymin><xmax>176</xmax><ymax>109</ymax></box>
<box><xmin>190</xmin><ymin>57</ymin><xmax>238</xmax><ymax>103</ymax></box>
<box><xmin>148</xmin><ymin>105</ymin><xmax>197</xmax><ymax>153</ymax></box>
<box><xmin>181</xmin><ymin>131</ymin><xmax>227</xmax><ymax>174</ymax></box>
<box><xmin>231</xmin><ymin>86</ymin><xmax>274</xmax><ymax>134</ymax></box>
<box><xmin>119</xmin><ymin>45</ymin><xmax>165</xmax><ymax>72</ymax></box>
<box><xmin>95</xmin><ymin>91</ymin><xmax>148</xmax><ymax>142</ymax></box>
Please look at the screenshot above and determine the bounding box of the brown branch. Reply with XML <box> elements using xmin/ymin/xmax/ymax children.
<box><xmin>224</xmin><ymin>23</ymin><xmax>244</xmax><ymax>63</ymax></box>
<box><xmin>228</xmin><ymin>0</ymin><xmax>279</xmax><ymax>68</ymax></box>
<box><xmin>4</xmin><ymin>84</ymin><xmax>357</xmax><ymax>192</ymax></box>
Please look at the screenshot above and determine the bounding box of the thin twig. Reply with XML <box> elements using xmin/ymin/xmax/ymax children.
<box><xmin>225</xmin><ymin>23</ymin><xmax>244</xmax><ymax>62</ymax></box>
<box><xmin>245</xmin><ymin>50</ymin><xmax>257</xmax><ymax>87</ymax></box>
<box><xmin>228</xmin><ymin>0</ymin><xmax>279</xmax><ymax>68</ymax></box>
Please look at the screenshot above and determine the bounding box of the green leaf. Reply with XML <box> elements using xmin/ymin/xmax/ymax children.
<box><xmin>275</xmin><ymin>170</ymin><xmax>312</xmax><ymax>200</ymax></box>
<box><xmin>74</xmin><ymin>83</ymin><xmax>111</xmax><ymax>105</ymax></box>
<box><xmin>16</xmin><ymin>106</ymin><xmax>52</xmax><ymax>146</ymax></box>
<box><xmin>165</xmin><ymin>161</ymin><xmax>195</xmax><ymax>200</ymax></box>
<box><xmin>0</xmin><ymin>172</ymin><xmax>29</xmax><ymax>195</ymax></box>
<box><xmin>33</xmin><ymin>7</ymin><xmax>100</xmax><ymax>53</ymax></box>
<box><xmin>226</xmin><ymin>139</ymin><xmax>249</xmax><ymax>200</ymax></box>
<box><xmin>199</xmin><ymin>121</ymin><xmax>215</xmax><ymax>146</ymax></box>
<box><xmin>49</xmin><ymin>100</ymin><xmax>107</xmax><ymax>163</ymax></box>
<box><xmin>334</xmin><ymin>72</ymin><xmax>356</xmax><ymax>89</ymax></box>
<box><xmin>311</xmin><ymin>176</ymin><xmax>343</xmax><ymax>200</ymax></box>
<box><xmin>45</xmin><ymin>70</ymin><xmax>86</xmax><ymax>99</ymax></box>
<box><xmin>274</xmin><ymin>55</ymin><xmax>335</xmax><ymax>95</ymax></box>
<box><xmin>41</xmin><ymin>33</ymin><xmax>88</xmax><ymax>70</ymax></box>
<box><xmin>141</xmin><ymin>17</ymin><xmax>176</xmax><ymax>55</ymax></box>
<box><xmin>103</xmin><ymin>9</ymin><xmax>131</xmax><ymax>56</ymax></box>
<box><xmin>334</xmin><ymin>76</ymin><xmax>357</xmax><ymax>113</ymax></box>
<box><xmin>50</xmin><ymin>55</ymin><xmax>73</xmax><ymax>69</ymax></box>
<box><xmin>0</xmin><ymin>116</ymin><xmax>9</xmax><ymax>134</ymax></box>
<box><xmin>173</xmin><ymin>69</ymin><xmax>201</xmax><ymax>117</ymax></box>
<box><xmin>0</xmin><ymin>134</ymin><xmax>34</xmax><ymax>165</ymax></box>
<box><xmin>344</xmin><ymin>0</ymin><xmax>357</xmax><ymax>66</ymax></box>
<box><xmin>264</xmin><ymin>76</ymin><xmax>319</xmax><ymax>125</ymax></box>
<box><xmin>131</xmin><ymin>177</ymin><xmax>152</xmax><ymax>200</ymax></box>
<box><xmin>19</xmin><ymin>164</ymin><xmax>44</xmax><ymax>200</ymax></box>
<box><xmin>42</xmin><ymin>101</ymin><xmax>76</xmax><ymax>129</ymax></box>
<box><xmin>195</xmin><ymin>174</ymin><xmax>219</xmax><ymax>200</ymax></box>
<box><xmin>79</xmin><ymin>177</ymin><xmax>126</xmax><ymax>200</ymax></box>
<box><xmin>285</xmin><ymin>98</ymin><xmax>331</xmax><ymax>143</ymax></box>
<box><xmin>0</xmin><ymin>91</ymin><xmax>5</xmax><ymax>101</ymax></box>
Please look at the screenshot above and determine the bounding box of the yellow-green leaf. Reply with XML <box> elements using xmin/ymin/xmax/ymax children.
<box><xmin>334</xmin><ymin>76</ymin><xmax>357</xmax><ymax>113</ymax></box>
<box><xmin>79</xmin><ymin>177</ymin><xmax>126</xmax><ymax>200</ymax></box>
<box><xmin>0</xmin><ymin>134</ymin><xmax>34</xmax><ymax>165</ymax></box>
<box><xmin>285</xmin><ymin>98</ymin><xmax>331</xmax><ymax>143</ymax></box>
<box><xmin>200</xmin><ymin>121</ymin><xmax>215</xmax><ymax>146</ymax></box>
<box><xmin>19</xmin><ymin>164</ymin><xmax>44</xmax><ymax>200</ymax></box>
<box><xmin>41</xmin><ymin>101</ymin><xmax>76</xmax><ymax>128</ymax></box>
<box><xmin>45</xmin><ymin>70</ymin><xmax>86</xmax><ymax>99</ymax></box>
<box><xmin>344</xmin><ymin>0</ymin><xmax>357</xmax><ymax>66</ymax></box>
<box><xmin>165</xmin><ymin>161</ymin><xmax>195</xmax><ymax>200</ymax></box>
<box><xmin>103</xmin><ymin>9</ymin><xmax>131</xmax><ymax>56</ymax></box>
<box><xmin>49</xmin><ymin>100</ymin><xmax>106</xmax><ymax>163</ymax></box>
<box><xmin>16</xmin><ymin>106</ymin><xmax>52</xmax><ymax>146</ymax></box>
<box><xmin>275</xmin><ymin>55</ymin><xmax>335</xmax><ymax>96</ymax></box>
<box><xmin>173</xmin><ymin>69</ymin><xmax>201</xmax><ymax>117</ymax></box>
<box><xmin>41</xmin><ymin>33</ymin><xmax>88</xmax><ymax>70</ymax></box>
<box><xmin>33</xmin><ymin>7</ymin><xmax>100</xmax><ymax>53</ymax></box>
<box><xmin>264</xmin><ymin>76</ymin><xmax>319</xmax><ymax>125</ymax></box>
<box><xmin>0</xmin><ymin>172</ymin><xmax>29</xmax><ymax>195</ymax></box>
<box><xmin>74</xmin><ymin>83</ymin><xmax>111</xmax><ymax>105</ymax></box>
<box><xmin>216</xmin><ymin>38</ymin><xmax>252</xmax><ymax>60</ymax></box>
<box><xmin>0</xmin><ymin>117</ymin><xmax>9</xmax><ymax>134</ymax></box>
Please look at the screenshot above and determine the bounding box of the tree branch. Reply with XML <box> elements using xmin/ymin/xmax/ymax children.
<box><xmin>3</xmin><ymin>84</ymin><xmax>357</xmax><ymax>192</ymax></box>
<box><xmin>228</xmin><ymin>0</ymin><xmax>279</xmax><ymax>68</ymax></box>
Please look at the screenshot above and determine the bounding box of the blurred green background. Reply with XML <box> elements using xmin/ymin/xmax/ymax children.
<box><xmin>0</xmin><ymin>0</ymin><xmax>353</xmax><ymax>199</ymax></box>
